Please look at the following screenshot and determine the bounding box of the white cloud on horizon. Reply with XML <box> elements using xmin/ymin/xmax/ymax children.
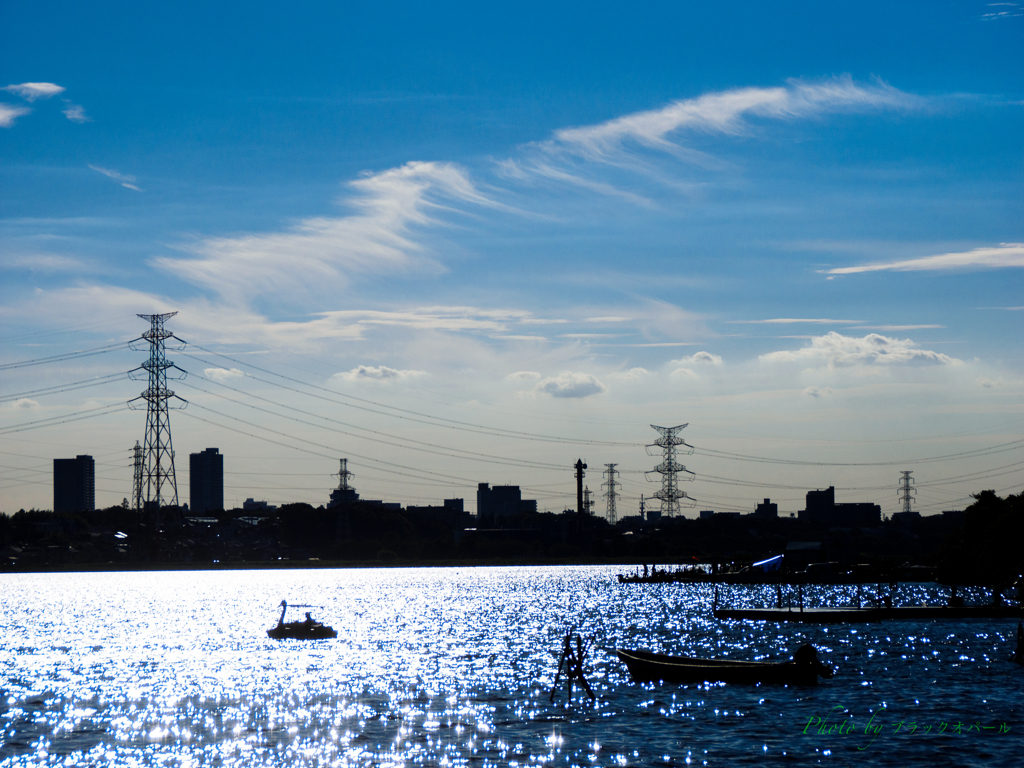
<box><xmin>534</xmin><ymin>371</ymin><xmax>606</xmax><ymax>398</ymax></box>
<box><xmin>507</xmin><ymin>371</ymin><xmax>541</xmax><ymax>381</ymax></box>
<box><xmin>608</xmin><ymin>367</ymin><xmax>652</xmax><ymax>380</ymax></box>
<box><xmin>0</xmin><ymin>103</ymin><xmax>31</xmax><ymax>128</ymax></box>
<box><xmin>671</xmin><ymin>351</ymin><xmax>723</xmax><ymax>366</ymax></box>
<box><xmin>670</xmin><ymin>367</ymin><xmax>699</xmax><ymax>380</ymax></box>
<box><xmin>332</xmin><ymin>365</ymin><xmax>427</xmax><ymax>382</ymax></box>
<box><xmin>803</xmin><ymin>386</ymin><xmax>833</xmax><ymax>398</ymax></box>
<box><xmin>204</xmin><ymin>367</ymin><xmax>245</xmax><ymax>382</ymax></box>
<box><xmin>3</xmin><ymin>82</ymin><xmax>65</xmax><ymax>101</ymax></box>
<box><xmin>760</xmin><ymin>331</ymin><xmax>962</xmax><ymax>368</ymax></box>
<box><xmin>822</xmin><ymin>243</ymin><xmax>1024</xmax><ymax>274</ymax></box>
<box><xmin>89</xmin><ymin>165</ymin><xmax>141</xmax><ymax>191</ymax></box>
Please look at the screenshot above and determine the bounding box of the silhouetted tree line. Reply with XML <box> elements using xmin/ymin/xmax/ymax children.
<box><xmin>938</xmin><ymin>490</ymin><xmax>1024</xmax><ymax>586</ymax></box>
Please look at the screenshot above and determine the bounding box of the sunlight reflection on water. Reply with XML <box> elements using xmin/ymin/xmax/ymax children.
<box><xmin>0</xmin><ymin>567</ymin><xmax>1019</xmax><ymax>766</ymax></box>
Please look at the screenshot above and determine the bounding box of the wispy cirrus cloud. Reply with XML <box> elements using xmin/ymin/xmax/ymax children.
<box><xmin>154</xmin><ymin>161</ymin><xmax>497</xmax><ymax>305</ymax></box>
<box><xmin>317</xmin><ymin>306</ymin><xmax>531</xmax><ymax>336</ymax></box>
<box><xmin>3</xmin><ymin>82</ymin><xmax>65</xmax><ymax>101</ymax></box>
<box><xmin>760</xmin><ymin>331</ymin><xmax>961</xmax><ymax>368</ymax></box>
<box><xmin>552</xmin><ymin>76</ymin><xmax>914</xmax><ymax>159</ymax></box>
<box><xmin>0</xmin><ymin>103</ymin><xmax>31</xmax><ymax>128</ymax></box>
<box><xmin>510</xmin><ymin>76</ymin><xmax>920</xmax><ymax>200</ymax></box>
<box><xmin>89</xmin><ymin>164</ymin><xmax>141</xmax><ymax>191</ymax></box>
<box><xmin>822</xmin><ymin>243</ymin><xmax>1024</xmax><ymax>274</ymax></box>
<box><xmin>63</xmin><ymin>102</ymin><xmax>90</xmax><ymax>123</ymax></box>
<box><xmin>855</xmin><ymin>325</ymin><xmax>944</xmax><ymax>331</ymax></box>
<box><xmin>2</xmin><ymin>254</ymin><xmax>88</xmax><ymax>273</ymax></box>
<box><xmin>727</xmin><ymin>318</ymin><xmax>864</xmax><ymax>325</ymax></box>
<box><xmin>981</xmin><ymin>2</ymin><xmax>1022</xmax><ymax>20</ymax></box>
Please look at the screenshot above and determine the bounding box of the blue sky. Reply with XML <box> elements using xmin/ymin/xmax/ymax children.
<box><xmin>2</xmin><ymin>1</ymin><xmax>1022</xmax><ymax>516</ymax></box>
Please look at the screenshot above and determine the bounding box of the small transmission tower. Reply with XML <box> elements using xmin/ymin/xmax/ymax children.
<box><xmin>329</xmin><ymin>458</ymin><xmax>359</xmax><ymax>507</ymax></box>
<box><xmin>898</xmin><ymin>470</ymin><xmax>916</xmax><ymax>515</ymax></box>
<box><xmin>602</xmin><ymin>463</ymin><xmax>621</xmax><ymax>524</ymax></box>
<box><xmin>131</xmin><ymin>441</ymin><xmax>143</xmax><ymax>512</ymax></box>
<box><xmin>128</xmin><ymin>312</ymin><xmax>187</xmax><ymax>525</ymax></box>
<box><xmin>646</xmin><ymin>424</ymin><xmax>695</xmax><ymax>516</ymax></box>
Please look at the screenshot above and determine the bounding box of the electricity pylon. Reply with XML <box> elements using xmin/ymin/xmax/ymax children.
<box><xmin>131</xmin><ymin>441</ymin><xmax>143</xmax><ymax>512</ymax></box>
<box><xmin>646</xmin><ymin>424</ymin><xmax>695</xmax><ymax>516</ymax></box>
<box><xmin>602</xmin><ymin>463</ymin><xmax>620</xmax><ymax>524</ymax></box>
<box><xmin>898</xmin><ymin>470</ymin><xmax>916</xmax><ymax>515</ymax></box>
<box><xmin>128</xmin><ymin>312</ymin><xmax>187</xmax><ymax>526</ymax></box>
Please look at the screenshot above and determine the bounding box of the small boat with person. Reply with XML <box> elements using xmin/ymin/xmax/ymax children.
<box><xmin>616</xmin><ymin>643</ymin><xmax>833</xmax><ymax>686</ymax></box>
<box><xmin>267</xmin><ymin>600</ymin><xmax>337</xmax><ymax>640</ymax></box>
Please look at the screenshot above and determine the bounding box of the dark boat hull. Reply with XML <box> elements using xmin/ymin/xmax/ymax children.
<box><xmin>267</xmin><ymin>622</ymin><xmax>338</xmax><ymax>640</ymax></box>
<box><xmin>616</xmin><ymin>648</ymin><xmax>823</xmax><ymax>685</ymax></box>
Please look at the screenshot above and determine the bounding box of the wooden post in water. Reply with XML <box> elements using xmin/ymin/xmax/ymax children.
<box><xmin>550</xmin><ymin>633</ymin><xmax>595</xmax><ymax>704</ymax></box>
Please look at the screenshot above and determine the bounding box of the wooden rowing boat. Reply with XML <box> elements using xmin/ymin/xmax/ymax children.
<box><xmin>616</xmin><ymin>644</ymin><xmax>832</xmax><ymax>685</ymax></box>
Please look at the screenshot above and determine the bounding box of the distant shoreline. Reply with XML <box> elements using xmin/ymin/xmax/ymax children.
<box><xmin>0</xmin><ymin>557</ymin><xmax>641</xmax><ymax>574</ymax></box>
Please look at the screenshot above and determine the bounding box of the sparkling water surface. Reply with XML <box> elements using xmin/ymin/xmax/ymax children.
<box><xmin>0</xmin><ymin>567</ymin><xmax>1019</xmax><ymax>766</ymax></box>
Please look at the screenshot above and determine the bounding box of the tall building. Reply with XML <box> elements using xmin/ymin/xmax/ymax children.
<box><xmin>799</xmin><ymin>486</ymin><xmax>880</xmax><ymax>527</ymax></box>
<box><xmin>476</xmin><ymin>483</ymin><xmax>537</xmax><ymax>524</ymax></box>
<box><xmin>53</xmin><ymin>455</ymin><xmax>95</xmax><ymax>512</ymax></box>
<box><xmin>189</xmin><ymin>448</ymin><xmax>224</xmax><ymax>513</ymax></box>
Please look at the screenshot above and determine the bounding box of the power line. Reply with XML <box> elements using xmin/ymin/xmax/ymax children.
<box><xmin>183</xmin><ymin>346</ymin><xmax>638</xmax><ymax>447</ymax></box>
<box><xmin>692</xmin><ymin>440</ymin><xmax>1024</xmax><ymax>467</ymax></box>
<box><xmin>0</xmin><ymin>403</ymin><xmax>125</xmax><ymax>435</ymax></box>
<box><xmin>176</xmin><ymin>375</ymin><xmax>572</xmax><ymax>472</ymax></box>
<box><xmin>177</xmin><ymin>404</ymin><xmax>483</xmax><ymax>488</ymax></box>
<box><xmin>0</xmin><ymin>372</ymin><xmax>130</xmax><ymax>403</ymax></box>
<box><xmin>0</xmin><ymin>341</ymin><xmax>130</xmax><ymax>371</ymax></box>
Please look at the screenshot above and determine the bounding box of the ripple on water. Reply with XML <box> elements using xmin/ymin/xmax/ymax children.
<box><xmin>0</xmin><ymin>567</ymin><xmax>1019</xmax><ymax>766</ymax></box>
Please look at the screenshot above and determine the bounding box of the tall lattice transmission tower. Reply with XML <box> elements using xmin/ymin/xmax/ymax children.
<box><xmin>128</xmin><ymin>312</ymin><xmax>187</xmax><ymax>523</ymax></box>
<box><xmin>646</xmin><ymin>424</ymin><xmax>695</xmax><ymax>516</ymax></box>
<box><xmin>131</xmin><ymin>441</ymin><xmax>143</xmax><ymax>512</ymax></box>
<box><xmin>898</xmin><ymin>470</ymin><xmax>916</xmax><ymax>515</ymax></box>
<box><xmin>602</xmin><ymin>463</ymin><xmax>621</xmax><ymax>524</ymax></box>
